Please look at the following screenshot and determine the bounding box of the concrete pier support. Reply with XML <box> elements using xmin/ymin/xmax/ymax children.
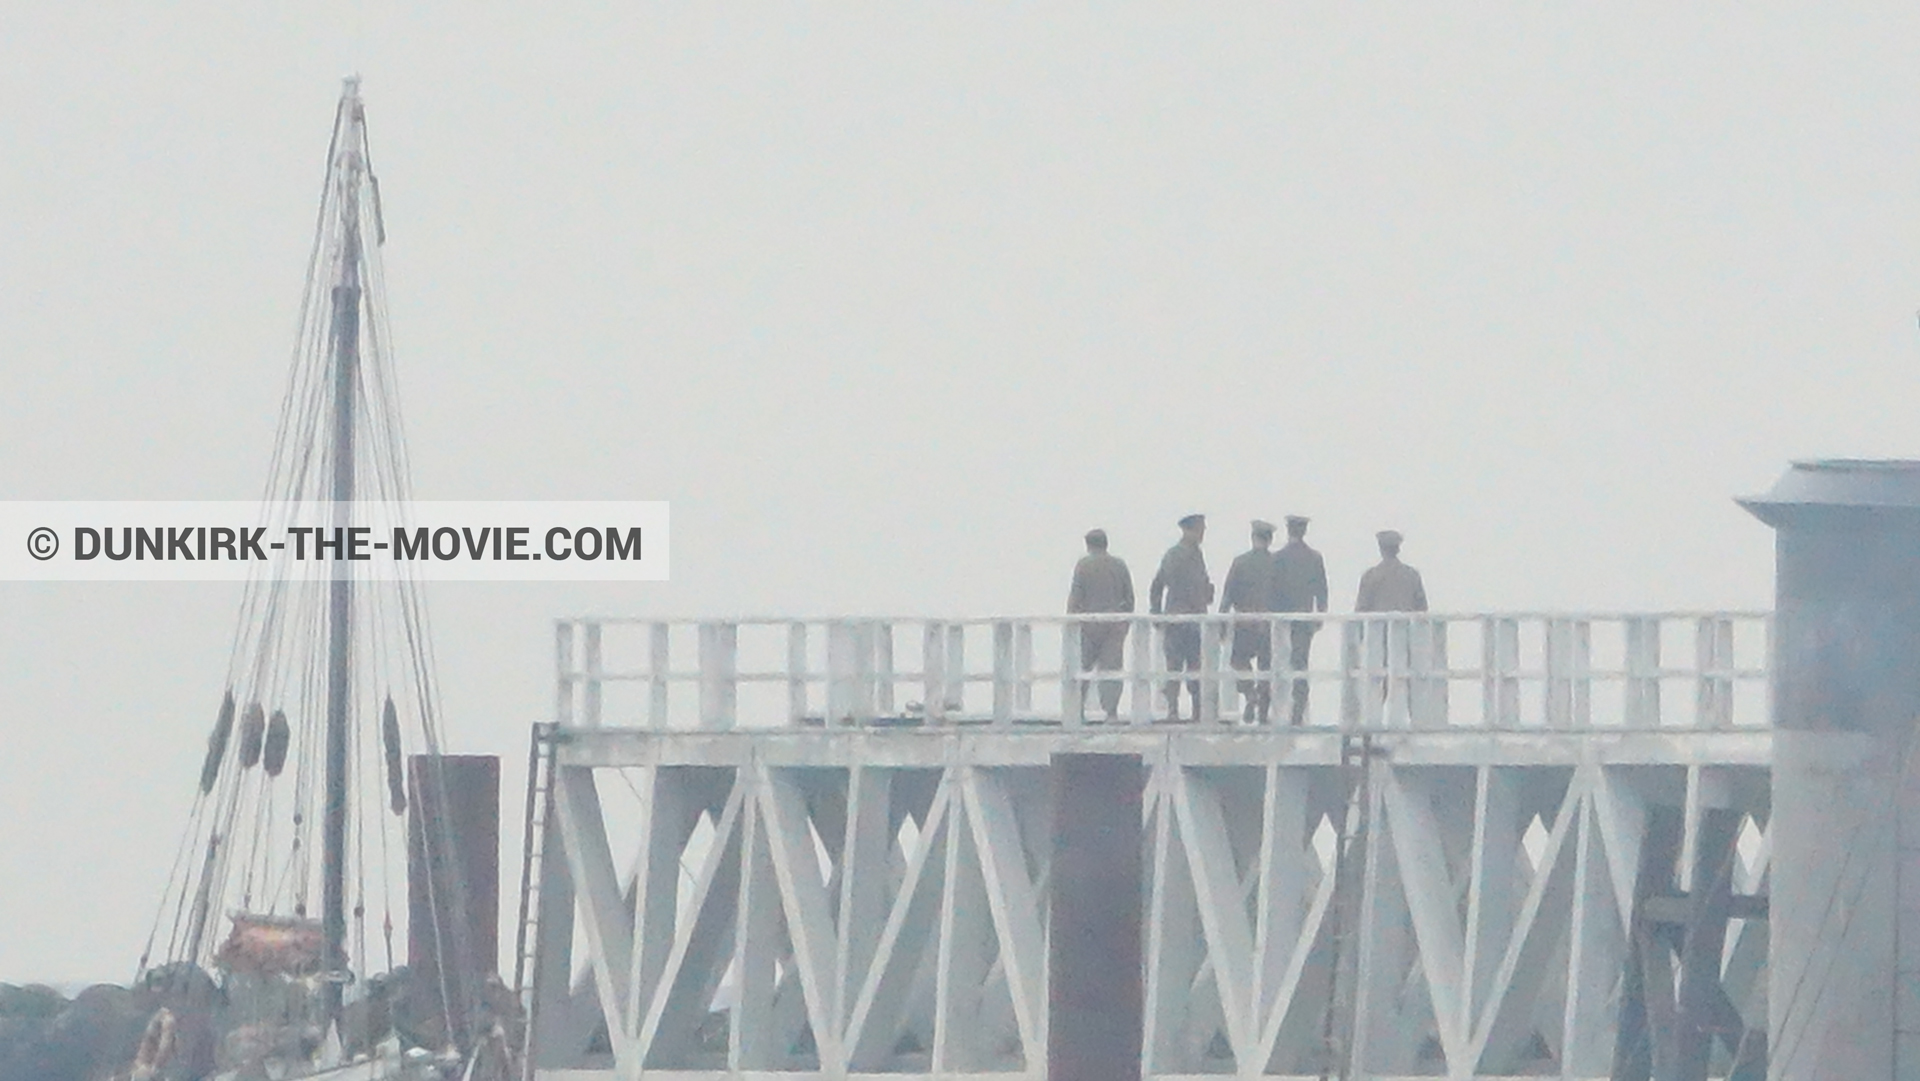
<box><xmin>1742</xmin><ymin>460</ymin><xmax>1920</xmax><ymax>1080</ymax></box>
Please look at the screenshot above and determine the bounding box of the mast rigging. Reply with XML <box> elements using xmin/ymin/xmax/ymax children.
<box><xmin>135</xmin><ymin>78</ymin><xmax>483</xmax><ymax>1066</ymax></box>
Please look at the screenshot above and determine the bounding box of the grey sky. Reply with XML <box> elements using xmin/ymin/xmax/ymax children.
<box><xmin>3</xmin><ymin>6</ymin><xmax>1916</xmax><ymax>983</ymax></box>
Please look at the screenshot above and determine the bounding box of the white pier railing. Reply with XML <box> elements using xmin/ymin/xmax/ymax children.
<box><xmin>553</xmin><ymin>612</ymin><xmax>1771</xmax><ymax>732</ymax></box>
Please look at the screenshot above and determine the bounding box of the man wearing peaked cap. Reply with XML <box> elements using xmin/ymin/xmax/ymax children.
<box><xmin>1272</xmin><ymin>514</ymin><xmax>1329</xmax><ymax>725</ymax></box>
<box><xmin>1355</xmin><ymin>529</ymin><xmax>1426</xmax><ymax>720</ymax></box>
<box><xmin>1150</xmin><ymin>514</ymin><xmax>1213</xmax><ymax>721</ymax></box>
<box><xmin>1066</xmin><ymin>528</ymin><xmax>1135</xmax><ymax>722</ymax></box>
<box><xmin>1356</xmin><ymin>529</ymin><xmax>1426</xmax><ymax>613</ymax></box>
<box><xmin>1220</xmin><ymin>519</ymin><xmax>1281</xmax><ymax>723</ymax></box>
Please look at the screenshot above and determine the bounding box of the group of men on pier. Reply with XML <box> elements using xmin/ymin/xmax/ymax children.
<box><xmin>1067</xmin><ymin>514</ymin><xmax>1428</xmax><ymax>725</ymax></box>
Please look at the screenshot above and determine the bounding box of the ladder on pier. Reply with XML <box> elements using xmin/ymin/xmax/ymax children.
<box><xmin>1318</xmin><ymin>733</ymin><xmax>1377</xmax><ymax>1081</ymax></box>
<box><xmin>512</xmin><ymin>722</ymin><xmax>560</xmax><ymax>1081</ymax></box>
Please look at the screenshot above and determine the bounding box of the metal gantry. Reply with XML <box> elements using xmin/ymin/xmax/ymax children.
<box><xmin>522</xmin><ymin>612</ymin><xmax>1773</xmax><ymax>1080</ymax></box>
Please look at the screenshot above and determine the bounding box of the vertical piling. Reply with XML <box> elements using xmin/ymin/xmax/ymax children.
<box><xmin>1048</xmin><ymin>752</ymin><xmax>1145</xmax><ymax>1081</ymax></box>
<box><xmin>409</xmin><ymin>753</ymin><xmax>502</xmax><ymax>1044</ymax></box>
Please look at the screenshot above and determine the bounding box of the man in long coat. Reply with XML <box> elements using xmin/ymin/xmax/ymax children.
<box><xmin>1220</xmin><ymin>520</ymin><xmax>1280</xmax><ymax>723</ymax></box>
<box><xmin>1067</xmin><ymin>528</ymin><xmax>1134</xmax><ymax>722</ymax></box>
<box><xmin>1150</xmin><ymin>514</ymin><xmax>1213</xmax><ymax>722</ymax></box>
<box><xmin>1272</xmin><ymin>514</ymin><xmax>1329</xmax><ymax>725</ymax></box>
<box><xmin>1355</xmin><ymin>529</ymin><xmax>1428</xmax><ymax>720</ymax></box>
<box><xmin>1355</xmin><ymin>530</ymin><xmax>1427</xmax><ymax>613</ymax></box>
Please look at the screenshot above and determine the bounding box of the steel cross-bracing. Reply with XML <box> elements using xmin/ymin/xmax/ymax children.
<box><xmin>521</xmin><ymin>612</ymin><xmax>1774</xmax><ymax>1081</ymax></box>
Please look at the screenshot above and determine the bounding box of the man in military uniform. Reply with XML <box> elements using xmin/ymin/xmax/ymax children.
<box><xmin>1272</xmin><ymin>514</ymin><xmax>1329</xmax><ymax>725</ymax></box>
<box><xmin>1220</xmin><ymin>520</ymin><xmax>1280</xmax><ymax>723</ymax></box>
<box><xmin>1150</xmin><ymin>514</ymin><xmax>1213</xmax><ymax>722</ymax></box>
<box><xmin>1066</xmin><ymin>528</ymin><xmax>1135</xmax><ymax>722</ymax></box>
<box><xmin>1355</xmin><ymin>529</ymin><xmax>1428</xmax><ymax>718</ymax></box>
<box><xmin>1355</xmin><ymin>530</ymin><xmax>1427</xmax><ymax>613</ymax></box>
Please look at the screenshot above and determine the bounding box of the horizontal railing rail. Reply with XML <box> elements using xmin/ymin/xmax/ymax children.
<box><xmin>554</xmin><ymin>611</ymin><xmax>1772</xmax><ymax>733</ymax></box>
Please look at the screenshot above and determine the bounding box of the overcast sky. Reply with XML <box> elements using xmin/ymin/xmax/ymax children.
<box><xmin>5</xmin><ymin>5</ymin><xmax>1919</xmax><ymax>984</ymax></box>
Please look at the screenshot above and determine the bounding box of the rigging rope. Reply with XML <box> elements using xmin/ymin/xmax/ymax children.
<box><xmin>145</xmin><ymin>94</ymin><xmax>459</xmax><ymax>1046</ymax></box>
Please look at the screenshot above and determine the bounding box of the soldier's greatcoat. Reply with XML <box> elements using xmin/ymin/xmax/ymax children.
<box><xmin>1355</xmin><ymin>558</ymin><xmax>1428</xmax><ymax>613</ymax></box>
<box><xmin>1220</xmin><ymin>547</ymin><xmax>1279</xmax><ymax>615</ymax></box>
<box><xmin>1272</xmin><ymin>540</ymin><xmax>1329</xmax><ymax>614</ymax></box>
<box><xmin>1150</xmin><ymin>543</ymin><xmax>1212</xmax><ymax>615</ymax></box>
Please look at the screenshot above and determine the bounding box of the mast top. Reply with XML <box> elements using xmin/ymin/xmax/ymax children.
<box><xmin>338</xmin><ymin>75</ymin><xmax>365</xmax><ymax>129</ymax></box>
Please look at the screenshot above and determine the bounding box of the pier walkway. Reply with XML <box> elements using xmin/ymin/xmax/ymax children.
<box><xmin>520</xmin><ymin>612</ymin><xmax>1773</xmax><ymax>1080</ymax></box>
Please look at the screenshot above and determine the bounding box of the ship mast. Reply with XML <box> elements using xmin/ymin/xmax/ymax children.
<box><xmin>141</xmin><ymin>76</ymin><xmax>470</xmax><ymax>1052</ymax></box>
<box><xmin>321</xmin><ymin>77</ymin><xmax>366</xmax><ymax>1025</ymax></box>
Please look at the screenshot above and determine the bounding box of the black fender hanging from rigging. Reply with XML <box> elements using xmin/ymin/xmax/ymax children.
<box><xmin>382</xmin><ymin>696</ymin><xmax>407</xmax><ymax>815</ymax></box>
<box><xmin>238</xmin><ymin>702</ymin><xmax>266</xmax><ymax>770</ymax></box>
<box><xmin>199</xmin><ymin>690</ymin><xmax>236</xmax><ymax>795</ymax></box>
<box><xmin>263</xmin><ymin>709</ymin><xmax>291</xmax><ymax>778</ymax></box>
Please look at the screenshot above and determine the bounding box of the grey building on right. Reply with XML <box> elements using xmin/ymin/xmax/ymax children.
<box><xmin>1742</xmin><ymin>458</ymin><xmax>1920</xmax><ymax>1080</ymax></box>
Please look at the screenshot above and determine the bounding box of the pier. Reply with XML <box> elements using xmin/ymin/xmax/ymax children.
<box><xmin>518</xmin><ymin>612</ymin><xmax>1773</xmax><ymax>1079</ymax></box>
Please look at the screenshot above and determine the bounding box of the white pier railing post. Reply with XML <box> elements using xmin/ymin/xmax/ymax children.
<box><xmin>1483</xmin><ymin>616</ymin><xmax>1520</xmax><ymax>727</ymax></box>
<box><xmin>1061</xmin><ymin>621</ymin><xmax>1084</xmax><ymax>726</ymax></box>
<box><xmin>855</xmin><ymin>620</ymin><xmax>876</xmax><ymax>722</ymax></box>
<box><xmin>1199</xmin><ymin>618</ymin><xmax>1223</xmax><ymax>724</ymax></box>
<box><xmin>1384</xmin><ymin>617</ymin><xmax>1410</xmax><ymax>727</ymax></box>
<box><xmin>1341</xmin><ymin>619</ymin><xmax>1362</xmax><ymax>729</ymax></box>
<box><xmin>1545</xmin><ymin>617</ymin><xmax>1594</xmax><ymax>730</ymax></box>
<box><xmin>874</xmin><ymin>622</ymin><xmax>895</xmax><ymax>717</ymax></box>
<box><xmin>582</xmin><ymin>622</ymin><xmax>604</xmax><ymax>729</ymax></box>
<box><xmin>1218</xmin><ymin>618</ymin><xmax>1240</xmax><ymax>720</ymax></box>
<box><xmin>923</xmin><ymin>621</ymin><xmax>947</xmax><ymax>724</ymax></box>
<box><xmin>1763</xmin><ymin>612</ymin><xmax>1776</xmax><ymax>728</ymax></box>
<box><xmin>945</xmin><ymin>624</ymin><xmax>967</xmax><ymax>720</ymax></box>
<box><xmin>787</xmin><ymin>622</ymin><xmax>808</xmax><ymax>725</ymax></box>
<box><xmin>1130</xmin><ymin>618</ymin><xmax>1153</xmax><ymax>726</ymax></box>
<box><xmin>993</xmin><ymin>620</ymin><xmax>1015</xmax><ymax>724</ymax></box>
<box><xmin>648</xmin><ymin>623</ymin><xmax>670</xmax><ymax>729</ymax></box>
<box><xmin>545</xmin><ymin>610</ymin><xmax>1768</xmax><ymax>733</ymax></box>
<box><xmin>1626</xmin><ymin>616</ymin><xmax>1661</xmax><ymax>729</ymax></box>
<box><xmin>698</xmin><ymin>621</ymin><xmax>738</xmax><ymax>730</ymax></box>
<box><xmin>1362</xmin><ymin>618</ymin><xmax>1388</xmax><ymax>727</ymax></box>
<box><xmin>1409</xmin><ymin>617</ymin><xmax>1443</xmax><ymax>729</ymax></box>
<box><xmin>1546</xmin><ymin>618</ymin><xmax>1572</xmax><ymax>731</ymax></box>
<box><xmin>827</xmin><ymin>620</ymin><xmax>874</xmax><ymax>726</ymax></box>
<box><xmin>1014</xmin><ymin>621</ymin><xmax>1034</xmax><ymax>716</ymax></box>
<box><xmin>1572</xmin><ymin>618</ymin><xmax>1592</xmax><ymax>729</ymax></box>
<box><xmin>1267</xmin><ymin>617</ymin><xmax>1286</xmax><ymax>724</ymax></box>
<box><xmin>555</xmin><ymin>621</ymin><xmax>576</xmax><ymax>727</ymax></box>
<box><xmin>826</xmin><ymin>620</ymin><xmax>847</xmax><ymax>725</ymax></box>
<box><xmin>1697</xmin><ymin>615</ymin><xmax>1734</xmax><ymax>729</ymax></box>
